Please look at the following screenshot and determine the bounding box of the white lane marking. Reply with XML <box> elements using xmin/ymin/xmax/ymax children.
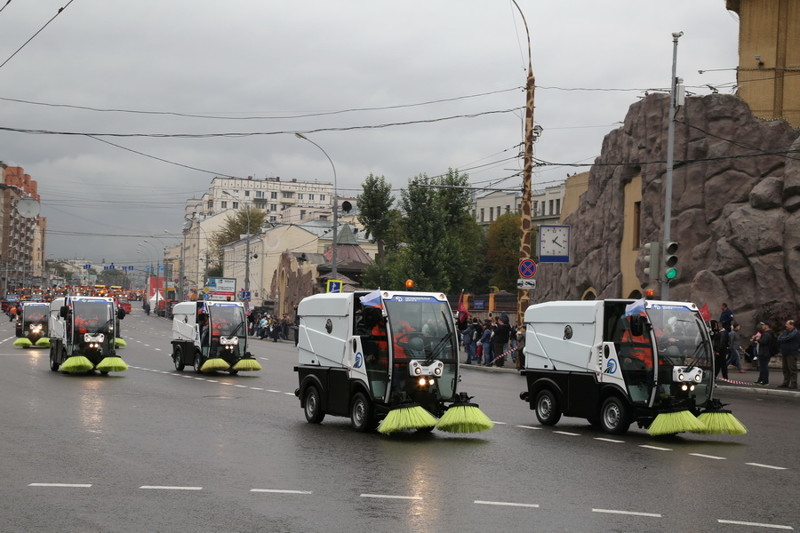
<box><xmin>266</xmin><ymin>389</ymin><xmax>280</xmax><ymax>393</ymax></box>
<box><xmin>639</xmin><ymin>445</ymin><xmax>672</xmax><ymax>452</ymax></box>
<box><xmin>234</xmin><ymin>384</ymin><xmax>247</xmax><ymax>388</ymax></box>
<box><xmin>689</xmin><ymin>453</ymin><xmax>726</xmax><ymax>460</ymax></box>
<box><xmin>258</xmin><ymin>357</ymin><xmax>269</xmax><ymax>361</ymax></box>
<box><xmin>474</xmin><ymin>500</ymin><xmax>539</xmax><ymax>508</ymax></box>
<box><xmin>284</xmin><ymin>392</ymin><xmax>294</xmax><ymax>395</ymax></box>
<box><xmin>594</xmin><ymin>437</ymin><xmax>625</xmax><ymax>443</ymax></box>
<box><xmin>28</xmin><ymin>483</ymin><xmax>92</xmax><ymax>488</ymax></box>
<box><xmin>139</xmin><ymin>485</ymin><xmax>202</xmax><ymax>491</ymax></box>
<box><xmin>206</xmin><ymin>380</ymin><xmax>218</xmax><ymax>383</ymax></box>
<box><xmin>250</xmin><ymin>489</ymin><xmax>312</xmax><ymax>495</ymax></box>
<box><xmin>219</xmin><ymin>382</ymin><xmax>231</xmax><ymax>386</ymax></box>
<box><xmin>361</xmin><ymin>493</ymin><xmax>422</xmax><ymax>500</ymax></box>
<box><xmin>515</xmin><ymin>425</ymin><xmax>541</xmax><ymax>430</ymax></box>
<box><xmin>718</xmin><ymin>519</ymin><xmax>793</xmax><ymax>530</ymax></box>
<box><xmin>593</xmin><ymin>508</ymin><xmax>662</xmax><ymax>518</ymax></box>
<box><xmin>553</xmin><ymin>431</ymin><xmax>580</xmax><ymax>436</ymax></box>
<box><xmin>194</xmin><ymin>377</ymin><xmax>204</xmax><ymax>381</ymax></box>
<box><xmin>491</xmin><ymin>421</ymin><xmax>507</xmax><ymax>425</ymax></box>
<box><xmin>746</xmin><ymin>463</ymin><xmax>788</xmax><ymax>470</ymax></box>
<box><xmin>250</xmin><ymin>387</ymin><xmax>264</xmax><ymax>391</ymax></box>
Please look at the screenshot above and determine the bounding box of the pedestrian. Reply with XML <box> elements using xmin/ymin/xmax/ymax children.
<box><xmin>462</xmin><ymin>318</ymin><xmax>478</xmax><ymax>364</ymax></box>
<box><xmin>515</xmin><ymin>325</ymin><xmax>526</xmax><ymax>370</ymax></box>
<box><xmin>712</xmin><ymin>320</ymin><xmax>730</xmax><ymax>379</ymax></box>
<box><xmin>257</xmin><ymin>314</ymin><xmax>267</xmax><ymax>339</ymax></box>
<box><xmin>492</xmin><ymin>315</ymin><xmax>511</xmax><ymax>367</ymax></box>
<box><xmin>727</xmin><ymin>322</ymin><xmax>745</xmax><ymax>373</ymax></box>
<box><xmin>777</xmin><ymin>319</ymin><xmax>799</xmax><ymax>389</ymax></box>
<box><xmin>479</xmin><ymin>319</ymin><xmax>493</xmax><ymax>366</ymax></box>
<box><xmin>719</xmin><ymin>303</ymin><xmax>734</xmax><ymax>332</ymax></box>
<box><xmin>755</xmin><ymin>321</ymin><xmax>777</xmax><ymax>385</ymax></box>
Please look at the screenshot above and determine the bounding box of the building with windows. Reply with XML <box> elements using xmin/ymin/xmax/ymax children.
<box><xmin>0</xmin><ymin>163</ymin><xmax>44</xmax><ymax>292</ymax></box>
<box><xmin>472</xmin><ymin>182</ymin><xmax>565</xmax><ymax>226</ymax></box>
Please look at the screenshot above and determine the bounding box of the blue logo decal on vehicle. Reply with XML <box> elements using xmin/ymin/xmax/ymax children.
<box><xmin>354</xmin><ymin>352</ymin><xmax>363</xmax><ymax>369</ymax></box>
<box><xmin>604</xmin><ymin>359</ymin><xmax>617</xmax><ymax>374</ymax></box>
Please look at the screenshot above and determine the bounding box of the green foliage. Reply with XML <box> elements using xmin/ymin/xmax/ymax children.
<box><xmin>96</xmin><ymin>268</ymin><xmax>127</xmax><ymax>287</ymax></box>
<box><xmin>486</xmin><ymin>213</ymin><xmax>522</xmax><ymax>291</ymax></box>
<box><xmin>209</xmin><ymin>207</ymin><xmax>266</xmax><ymax>271</ymax></box>
<box><xmin>357</xmin><ymin>174</ymin><xmax>394</xmax><ymax>257</ymax></box>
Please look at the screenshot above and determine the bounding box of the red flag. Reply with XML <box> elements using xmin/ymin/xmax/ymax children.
<box><xmin>699</xmin><ymin>303</ymin><xmax>711</xmax><ymax>322</ymax></box>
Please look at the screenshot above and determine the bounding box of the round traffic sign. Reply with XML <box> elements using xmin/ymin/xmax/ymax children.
<box><xmin>519</xmin><ymin>258</ymin><xmax>537</xmax><ymax>278</ymax></box>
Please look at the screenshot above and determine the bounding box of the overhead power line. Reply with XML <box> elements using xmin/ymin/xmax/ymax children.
<box><xmin>0</xmin><ymin>0</ymin><xmax>77</xmax><ymax>70</ymax></box>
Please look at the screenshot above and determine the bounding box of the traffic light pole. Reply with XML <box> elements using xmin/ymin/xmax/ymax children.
<box><xmin>662</xmin><ymin>32</ymin><xmax>683</xmax><ymax>300</ymax></box>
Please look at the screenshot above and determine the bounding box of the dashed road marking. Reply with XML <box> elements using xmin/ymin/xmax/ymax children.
<box><xmin>553</xmin><ymin>430</ymin><xmax>580</xmax><ymax>436</ymax></box>
<box><xmin>475</xmin><ymin>500</ymin><xmax>539</xmax><ymax>508</ymax></box>
<box><xmin>690</xmin><ymin>453</ymin><xmax>726</xmax><ymax>460</ymax></box>
<box><xmin>28</xmin><ymin>483</ymin><xmax>92</xmax><ymax>488</ymax></box>
<box><xmin>746</xmin><ymin>463</ymin><xmax>787</xmax><ymax>470</ymax></box>
<box><xmin>594</xmin><ymin>437</ymin><xmax>625</xmax><ymax>443</ymax></box>
<box><xmin>718</xmin><ymin>519</ymin><xmax>793</xmax><ymax>530</ymax></box>
<box><xmin>639</xmin><ymin>445</ymin><xmax>672</xmax><ymax>452</ymax></box>
<box><xmin>593</xmin><ymin>508</ymin><xmax>661</xmax><ymax>518</ymax></box>
<box><xmin>250</xmin><ymin>488</ymin><xmax>312</xmax><ymax>495</ymax></box>
<box><xmin>140</xmin><ymin>485</ymin><xmax>202</xmax><ymax>491</ymax></box>
<box><xmin>515</xmin><ymin>425</ymin><xmax>541</xmax><ymax>430</ymax></box>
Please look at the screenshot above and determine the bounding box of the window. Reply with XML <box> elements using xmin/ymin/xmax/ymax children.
<box><xmin>320</xmin><ymin>194</ymin><xmax>326</xmax><ymax>202</ymax></box>
<box><xmin>269</xmin><ymin>216</ymin><xmax>277</xmax><ymax>222</ymax></box>
<box><xmin>300</xmin><ymin>209</ymin><xmax>306</xmax><ymax>220</ymax></box>
<box><xmin>232</xmin><ymin>202</ymin><xmax>238</xmax><ymax>209</ymax></box>
<box><xmin>269</xmin><ymin>204</ymin><xmax>277</xmax><ymax>212</ymax></box>
<box><xmin>480</xmin><ymin>208</ymin><xmax>485</xmax><ymax>222</ymax></box>
<box><xmin>255</xmin><ymin>191</ymin><xmax>264</xmax><ymax>199</ymax></box>
<box><xmin>549</xmin><ymin>200</ymin><xmax>554</xmax><ymax>215</ymax></box>
<box><xmin>282</xmin><ymin>191</ymin><xmax>293</xmax><ymax>199</ymax></box>
<box><xmin>297</xmin><ymin>193</ymin><xmax>304</xmax><ymax>200</ymax></box>
<box><xmin>244</xmin><ymin>190</ymin><xmax>250</xmax><ymax>197</ymax></box>
<box><xmin>270</xmin><ymin>192</ymin><xmax>278</xmax><ymax>199</ymax></box>
<box><xmin>533</xmin><ymin>201</ymin><xmax>538</xmax><ymax>215</ymax></box>
<box><xmin>555</xmin><ymin>199</ymin><xmax>561</xmax><ymax>215</ymax></box>
<box><xmin>505</xmin><ymin>204</ymin><xmax>511</xmax><ymax>214</ymax></box>
<box><xmin>309</xmin><ymin>194</ymin><xmax>315</xmax><ymax>201</ymax></box>
<box><xmin>221</xmin><ymin>201</ymin><xmax>227</xmax><ymax>209</ymax></box>
<box><xmin>207</xmin><ymin>200</ymin><xmax>213</xmax><ymax>208</ymax></box>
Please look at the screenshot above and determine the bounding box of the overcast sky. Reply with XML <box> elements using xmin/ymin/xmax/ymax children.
<box><xmin>0</xmin><ymin>1</ymin><xmax>739</xmax><ymax>268</ymax></box>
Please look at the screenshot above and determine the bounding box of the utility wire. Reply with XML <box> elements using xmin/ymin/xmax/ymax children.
<box><xmin>0</xmin><ymin>0</ymin><xmax>77</xmax><ymax>70</ymax></box>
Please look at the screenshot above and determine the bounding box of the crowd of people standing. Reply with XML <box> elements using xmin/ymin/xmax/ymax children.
<box><xmin>459</xmin><ymin>313</ymin><xmax>526</xmax><ymax>370</ymax></box>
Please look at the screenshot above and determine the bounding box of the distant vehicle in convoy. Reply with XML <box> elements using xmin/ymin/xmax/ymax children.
<box><xmin>116</xmin><ymin>296</ymin><xmax>132</xmax><ymax>314</ymax></box>
<box><xmin>14</xmin><ymin>301</ymin><xmax>50</xmax><ymax>347</ymax></box>
<box><xmin>170</xmin><ymin>300</ymin><xmax>261</xmax><ymax>374</ymax></box>
<box><xmin>48</xmin><ymin>296</ymin><xmax>128</xmax><ymax>374</ymax></box>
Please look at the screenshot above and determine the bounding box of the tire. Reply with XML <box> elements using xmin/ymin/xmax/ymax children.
<box><xmin>535</xmin><ymin>388</ymin><xmax>561</xmax><ymax>426</ymax></box>
<box><xmin>173</xmin><ymin>346</ymin><xmax>185</xmax><ymax>372</ymax></box>
<box><xmin>303</xmin><ymin>385</ymin><xmax>325</xmax><ymax>424</ymax></box>
<box><xmin>600</xmin><ymin>396</ymin><xmax>631</xmax><ymax>435</ymax></box>
<box><xmin>350</xmin><ymin>392</ymin><xmax>373</xmax><ymax>432</ymax></box>
<box><xmin>49</xmin><ymin>346</ymin><xmax>59</xmax><ymax>372</ymax></box>
<box><xmin>193</xmin><ymin>352</ymin><xmax>204</xmax><ymax>373</ymax></box>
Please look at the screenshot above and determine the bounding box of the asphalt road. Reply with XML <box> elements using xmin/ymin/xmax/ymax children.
<box><xmin>0</xmin><ymin>309</ymin><xmax>797</xmax><ymax>533</ymax></box>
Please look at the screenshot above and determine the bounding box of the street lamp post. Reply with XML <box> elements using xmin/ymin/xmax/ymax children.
<box><xmin>295</xmin><ymin>132</ymin><xmax>338</xmax><ymax>279</ymax></box>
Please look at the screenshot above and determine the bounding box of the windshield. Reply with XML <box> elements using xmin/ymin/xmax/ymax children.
<box><xmin>73</xmin><ymin>301</ymin><xmax>114</xmax><ymax>333</ymax></box>
<box><xmin>210</xmin><ymin>305</ymin><xmax>246</xmax><ymax>337</ymax></box>
<box><xmin>646</xmin><ymin>304</ymin><xmax>711</xmax><ymax>368</ymax></box>
<box><xmin>24</xmin><ymin>305</ymin><xmax>48</xmax><ymax>322</ymax></box>
<box><xmin>384</xmin><ymin>296</ymin><xmax>457</xmax><ymax>362</ymax></box>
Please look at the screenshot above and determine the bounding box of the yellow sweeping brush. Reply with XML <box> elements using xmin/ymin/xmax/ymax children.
<box><xmin>13</xmin><ymin>338</ymin><xmax>32</xmax><ymax>347</ymax></box>
<box><xmin>232</xmin><ymin>358</ymin><xmax>262</xmax><ymax>371</ymax></box>
<box><xmin>114</xmin><ymin>338</ymin><xmax>127</xmax><ymax>348</ymax></box>
<box><xmin>59</xmin><ymin>355</ymin><xmax>95</xmax><ymax>373</ymax></box>
<box><xmin>200</xmin><ymin>357</ymin><xmax>230</xmax><ymax>372</ymax></box>
<box><xmin>647</xmin><ymin>410</ymin><xmax>706</xmax><ymax>436</ymax></box>
<box><xmin>96</xmin><ymin>356</ymin><xmax>128</xmax><ymax>373</ymax></box>
<box><xmin>377</xmin><ymin>402</ymin><xmax>438</xmax><ymax>434</ymax></box>
<box><xmin>436</xmin><ymin>393</ymin><xmax>494</xmax><ymax>433</ymax></box>
<box><xmin>696</xmin><ymin>400</ymin><xmax>747</xmax><ymax>435</ymax></box>
<box><xmin>35</xmin><ymin>337</ymin><xmax>50</xmax><ymax>347</ymax></box>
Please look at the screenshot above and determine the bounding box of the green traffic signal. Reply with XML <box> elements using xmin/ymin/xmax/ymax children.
<box><xmin>663</xmin><ymin>241</ymin><xmax>679</xmax><ymax>281</ymax></box>
<box><xmin>664</xmin><ymin>267</ymin><xmax>679</xmax><ymax>280</ymax></box>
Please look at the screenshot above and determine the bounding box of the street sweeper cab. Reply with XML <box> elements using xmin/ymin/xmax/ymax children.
<box><xmin>48</xmin><ymin>296</ymin><xmax>128</xmax><ymax>374</ymax></box>
<box><xmin>520</xmin><ymin>299</ymin><xmax>745</xmax><ymax>436</ymax></box>
<box><xmin>14</xmin><ymin>301</ymin><xmax>50</xmax><ymax>348</ymax></box>
<box><xmin>294</xmin><ymin>290</ymin><xmax>492</xmax><ymax>434</ymax></box>
<box><xmin>170</xmin><ymin>300</ymin><xmax>261</xmax><ymax>374</ymax></box>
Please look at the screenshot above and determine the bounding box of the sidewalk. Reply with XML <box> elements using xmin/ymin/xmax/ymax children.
<box><xmin>460</xmin><ymin>359</ymin><xmax>800</xmax><ymax>399</ymax></box>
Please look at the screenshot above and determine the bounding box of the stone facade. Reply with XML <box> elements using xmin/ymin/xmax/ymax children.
<box><xmin>534</xmin><ymin>93</ymin><xmax>800</xmax><ymax>329</ymax></box>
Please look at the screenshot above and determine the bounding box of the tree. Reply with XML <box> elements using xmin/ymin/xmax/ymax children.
<box><xmin>486</xmin><ymin>212</ymin><xmax>521</xmax><ymax>291</ymax></box>
<box><xmin>209</xmin><ymin>207</ymin><xmax>266</xmax><ymax>272</ymax></box>
<box><xmin>357</xmin><ymin>173</ymin><xmax>394</xmax><ymax>258</ymax></box>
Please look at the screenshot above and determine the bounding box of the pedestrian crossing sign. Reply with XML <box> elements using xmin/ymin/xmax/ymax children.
<box><xmin>327</xmin><ymin>280</ymin><xmax>343</xmax><ymax>293</ymax></box>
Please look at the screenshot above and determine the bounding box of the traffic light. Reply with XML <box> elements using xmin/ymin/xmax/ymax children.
<box><xmin>663</xmin><ymin>241</ymin><xmax>679</xmax><ymax>280</ymax></box>
<box><xmin>643</xmin><ymin>242</ymin><xmax>662</xmax><ymax>282</ymax></box>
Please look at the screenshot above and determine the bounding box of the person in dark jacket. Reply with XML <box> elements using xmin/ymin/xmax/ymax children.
<box><xmin>756</xmin><ymin>322</ymin><xmax>777</xmax><ymax>385</ymax></box>
<box><xmin>777</xmin><ymin>320</ymin><xmax>799</xmax><ymax>389</ymax></box>
<box><xmin>719</xmin><ymin>303</ymin><xmax>734</xmax><ymax>332</ymax></box>
<box><xmin>712</xmin><ymin>320</ymin><xmax>730</xmax><ymax>379</ymax></box>
<box><xmin>492</xmin><ymin>315</ymin><xmax>511</xmax><ymax>367</ymax></box>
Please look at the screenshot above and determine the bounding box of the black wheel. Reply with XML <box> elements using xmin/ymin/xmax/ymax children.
<box><xmin>535</xmin><ymin>389</ymin><xmax>561</xmax><ymax>426</ymax></box>
<box><xmin>303</xmin><ymin>385</ymin><xmax>325</xmax><ymax>424</ymax></box>
<box><xmin>600</xmin><ymin>396</ymin><xmax>631</xmax><ymax>435</ymax></box>
<box><xmin>193</xmin><ymin>352</ymin><xmax>204</xmax><ymax>373</ymax></box>
<box><xmin>350</xmin><ymin>392</ymin><xmax>374</xmax><ymax>432</ymax></box>
<box><xmin>49</xmin><ymin>346</ymin><xmax>59</xmax><ymax>372</ymax></box>
<box><xmin>173</xmin><ymin>346</ymin><xmax>185</xmax><ymax>372</ymax></box>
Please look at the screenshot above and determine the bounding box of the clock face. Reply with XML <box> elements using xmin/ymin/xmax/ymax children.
<box><xmin>538</xmin><ymin>225</ymin><xmax>570</xmax><ymax>261</ymax></box>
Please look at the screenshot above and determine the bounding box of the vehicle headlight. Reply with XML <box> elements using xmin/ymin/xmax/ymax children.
<box><xmin>414</xmin><ymin>367</ymin><xmax>421</xmax><ymax>375</ymax></box>
<box><xmin>681</xmin><ymin>384</ymin><xmax>688</xmax><ymax>391</ymax></box>
<box><xmin>418</xmin><ymin>377</ymin><xmax>427</xmax><ymax>386</ymax></box>
<box><xmin>694</xmin><ymin>373</ymin><xmax>701</xmax><ymax>382</ymax></box>
<box><xmin>678</xmin><ymin>373</ymin><xmax>685</xmax><ymax>382</ymax></box>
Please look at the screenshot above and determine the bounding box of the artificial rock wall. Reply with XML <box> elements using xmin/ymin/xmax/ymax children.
<box><xmin>534</xmin><ymin>93</ymin><xmax>800</xmax><ymax>328</ymax></box>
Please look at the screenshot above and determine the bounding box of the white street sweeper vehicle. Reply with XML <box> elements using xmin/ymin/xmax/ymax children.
<box><xmin>48</xmin><ymin>296</ymin><xmax>128</xmax><ymax>374</ymax></box>
<box><xmin>14</xmin><ymin>301</ymin><xmax>50</xmax><ymax>348</ymax></box>
<box><xmin>170</xmin><ymin>300</ymin><xmax>261</xmax><ymax>373</ymax></box>
<box><xmin>519</xmin><ymin>299</ymin><xmax>745</xmax><ymax>436</ymax></box>
<box><xmin>294</xmin><ymin>290</ymin><xmax>492</xmax><ymax>434</ymax></box>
